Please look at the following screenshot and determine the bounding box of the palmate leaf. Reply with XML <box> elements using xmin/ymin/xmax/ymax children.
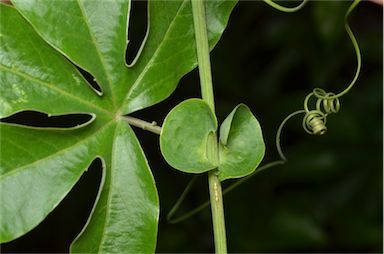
<box><xmin>0</xmin><ymin>0</ymin><xmax>236</xmax><ymax>252</ymax></box>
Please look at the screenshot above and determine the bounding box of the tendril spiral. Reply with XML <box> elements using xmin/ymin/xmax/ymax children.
<box><xmin>166</xmin><ymin>0</ymin><xmax>362</xmax><ymax>225</ymax></box>
<box><xmin>313</xmin><ymin>88</ymin><xmax>340</xmax><ymax>114</ymax></box>
<box><xmin>302</xmin><ymin>88</ymin><xmax>341</xmax><ymax>135</ymax></box>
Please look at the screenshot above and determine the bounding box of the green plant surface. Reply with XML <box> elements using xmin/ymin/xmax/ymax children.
<box><xmin>160</xmin><ymin>99</ymin><xmax>265</xmax><ymax>181</ymax></box>
<box><xmin>189</xmin><ymin>0</ymin><xmax>228</xmax><ymax>251</ymax></box>
<box><xmin>0</xmin><ymin>0</ymin><xmax>237</xmax><ymax>252</ymax></box>
<box><xmin>160</xmin><ymin>99</ymin><xmax>218</xmax><ymax>173</ymax></box>
<box><xmin>1</xmin><ymin>0</ymin><xmax>380</xmax><ymax>252</ymax></box>
<box><xmin>218</xmin><ymin>104</ymin><xmax>265</xmax><ymax>181</ymax></box>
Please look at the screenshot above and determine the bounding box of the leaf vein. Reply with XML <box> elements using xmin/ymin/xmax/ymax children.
<box><xmin>0</xmin><ymin>121</ymin><xmax>114</xmax><ymax>180</ymax></box>
<box><xmin>120</xmin><ymin>0</ymin><xmax>188</xmax><ymax>112</ymax></box>
<box><xmin>0</xmin><ymin>64</ymin><xmax>110</xmax><ymax>116</ymax></box>
<box><xmin>4</xmin><ymin>127</ymin><xmax>65</xmax><ymax>151</ymax></box>
<box><xmin>75</xmin><ymin>0</ymin><xmax>117</xmax><ymax>109</ymax></box>
<box><xmin>2</xmin><ymin>138</ymin><xmax>35</xmax><ymax>162</ymax></box>
<box><xmin>98</xmin><ymin>122</ymin><xmax>119</xmax><ymax>252</ymax></box>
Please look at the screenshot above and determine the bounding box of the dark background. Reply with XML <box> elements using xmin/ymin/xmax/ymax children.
<box><xmin>1</xmin><ymin>0</ymin><xmax>382</xmax><ymax>253</ymax></box>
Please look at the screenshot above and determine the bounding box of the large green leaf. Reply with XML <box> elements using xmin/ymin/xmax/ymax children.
<box><xmin>11</xmin><ymin>0</ymin><xmax>237</xmax><ymax>114</ymax></box>
<box><xmin>0</xmin><ymin>121</ymin><xmax>112</xmax><ymax>242</ymax></box>
<box><xmin>0</xmin><ymin>2</ymin><xmax>106</xmax><ymax>117</ymax></box>
<box><xmin>0</xmin><ymin>0</ymin><xmax>236</xmax><ymax>252</ymax></box>
<box><xmin>160</xmin><ymin>101</ymin><xmax>265</xmax><ymax>180</ymax></box>
<box><xmin>70</xmin><ymin>120</ymin><xmax>159</xmax><ymax>253</ymax></box>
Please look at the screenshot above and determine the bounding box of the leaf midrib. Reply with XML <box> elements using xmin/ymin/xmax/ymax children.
<box><xmin>0</xmin><ymin>64</ymin><xmax>112</xmax><ymax>117</ymax></box>
<box><xmin>119</xmin><ymin>0</ymin><xmax>188</xmax><ymax>114</ymax></box>
<box><xmin>75</xmin><ymin>0</ymin><xmax>117</xmax><ymax>109</ymax></box>
<box><xmin>98</xmin><ymin>122</ymin><xmax>119</xmax><ymax>253</ymax></box>
<box><xmin>0</xmin><ymin>120</ymin><xmax>115</xmax><ymax>180</ymax></box>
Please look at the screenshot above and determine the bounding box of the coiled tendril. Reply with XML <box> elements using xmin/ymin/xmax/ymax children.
<box><xmin>301</xmin><ymin>0</ymin><xmax>361</xmax><ymax>135</ymax></box>
<box><xmin>166</xmin><ymin>0</ymin><xmax>362</xmax><ymax>224</ymax></box>
<box><xmin>302</xmin><ymin>88</ymin><xmax>340</xmax><ymax>135</ymax></box>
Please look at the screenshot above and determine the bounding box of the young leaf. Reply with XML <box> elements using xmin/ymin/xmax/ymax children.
<box><xmin>160</xmin><ymin>99</ymin><xmax>218</xmax><ymax>173</ymax></box>
<box><xmin>160</xmin><ymin>102</ymin><xmax>265</xmax><ymax>180</ymax></box>
<box><xmin>218</xmin><ymin>104</ymin><xmax>265</xmax><ymax>181</ymax></box>
<box><xmin>0</xmin><ymin>0</ymin><xmax>237</xmax><ymax>251</ymax></box>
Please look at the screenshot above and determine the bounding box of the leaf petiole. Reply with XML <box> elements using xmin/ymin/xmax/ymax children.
<box><xmin>122</xmin><ymin>116</ymin><xmax>161</xmax><ymax>135</ymax></box>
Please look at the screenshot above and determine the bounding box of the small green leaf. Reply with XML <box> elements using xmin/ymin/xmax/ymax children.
<box><xmin>218</xmin><ymin>104</ymin><xmax>265</xmax><ymax>181</ymax></box>
<box><xmin>161</xmin><ymin>102</ymin><xmax>265</xmax><ymax>180</ymax></box>
<box><xmin>160</xmin><ymin>99</ymin><xmax>218</xmax><ymax>173</ymax></box>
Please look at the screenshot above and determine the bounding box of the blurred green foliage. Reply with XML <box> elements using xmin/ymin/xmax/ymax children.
<box><xmin>2</xmin><ymin>0</ymin><xmax>382</xmax><ymax>253</ymax></box>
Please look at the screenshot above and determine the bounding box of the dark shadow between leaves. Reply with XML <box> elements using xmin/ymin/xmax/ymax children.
<box><xmin>0</xmin><ymin>111</ymin><xmax>94</xmax><ymax>129</ymax></box>
<box><xmin>0</xmin><ymin>158</ymin><xmax>103</xmax><ymax>253</ymax></box>
<box><xmin>60</xmin><ymin>54</ymin><xmax>103</xmax><ymax>95</ymax></box>
<box><xmin>125</xmin><ymin>0</ymin><xmax>148</xmax><ymax>66</ymax></box>
<box><xmin>75</xmin><ymin>66</ymin><xmax>103</xmax><ymax>95</ymax></box>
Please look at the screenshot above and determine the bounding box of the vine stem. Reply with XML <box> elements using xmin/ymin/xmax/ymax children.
<box><xmin>191</xmin><ymin>0</ymin><xmax>227</xmax><ymax>253</ymax></box>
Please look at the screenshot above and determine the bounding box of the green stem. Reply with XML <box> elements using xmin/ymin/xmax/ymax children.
<box><xmin>191</xmin><ymin>0</ymin><xmax>216</xmax><ymax>111</ymax></box>
<box><xmin>191</xmin><ymin>0</ymin><xmax>227</xmax><ymax>253</ymax></box>
<box><xmin>167</xmin><ymin>160</ymin><xmax>284</xmax><ymax>224</ymax></box>
<box><xmin>263</xmin><ymin>0</ymin><xmax>308</xmax><ymax>13</ymax></box>
<box><xmin>122</xmin><ymin>116</ymin><xmax>161</xmax><ymax>135</ymax></box>
<box><xmin>207</xmin><ymin>173</ymin><xmax>227</xmax><ymax>253</ymax></box>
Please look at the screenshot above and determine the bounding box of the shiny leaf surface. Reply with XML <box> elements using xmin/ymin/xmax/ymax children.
<box><xmin>218</xmin><ymin>104</ymin><xmax>265</xmax><ymax>181</ymax></box>
<box><xmin>11</xmin><ymin>0</ymin><xmax>237</xmax><ymax>114</ymax></box>
<box><xmin>160</xmin><ymin>99</ymin><xmax>218</xmax><ymax>173</ymax></box>
<box><xmin>0</xmin><ymin>3</ymin><xmax>106</xmax><ymax>118</ymax></box>
<box><xmin>70</xmin><ymin>120</ymin><xmax>159</xmax><ymax>253</ymax></box>
<box><xmin>0</xmin><ymin>0</ymin><xmax>236</xmax><ymax>252</ymax></box>
<box><xmin>0</xmin><ymin>120</ymin><xmax>112</xmax><ymax>242</ymax></box>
